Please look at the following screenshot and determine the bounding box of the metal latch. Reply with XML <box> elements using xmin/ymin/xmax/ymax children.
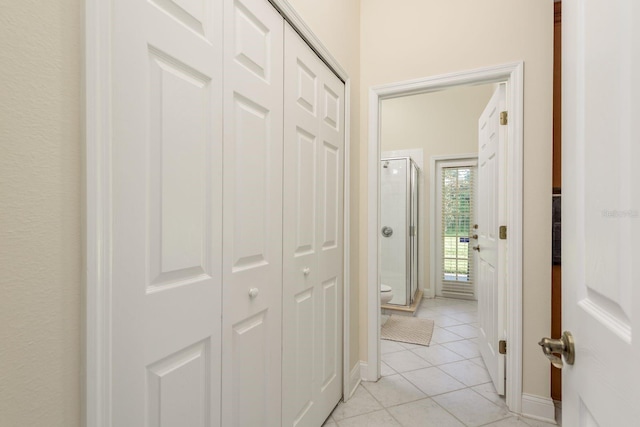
<box><xmin>500</xmin><ymin>111</ymin><xmax>508</xmax><ymax>125</ymax></box>
<box><xmin>499</xmin><ymin>225</ymin><xmax>507</xmax><ymax>240</ymax></box>
<box><xmin>499</xmin><ymin>340</ymin><xmax>507</xmax><ymax>355</ymax></box>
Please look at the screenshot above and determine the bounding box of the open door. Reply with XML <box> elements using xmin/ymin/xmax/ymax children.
<box><xmin>547</xmin><ymin>0</ymin><xmax>640</xmax><ymax>424</ymax></box>
<box><xmin>476</xmin><ymin>84</ymin><xmax>507</xmax><ymax>395</ymax></box>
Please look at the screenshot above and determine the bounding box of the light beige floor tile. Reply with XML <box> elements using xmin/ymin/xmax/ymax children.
<box><xmin>430</xmin><ymin>314</ymin><xmax>466</xmax><ymax>327</ymax></box>
<box><xmin>447</xmin><ymin>311</ymin><xmax>478</xmax><ymax>323</ymax></box>
<box><xmin>471</xmin><ymin>382</ymin><xmax>507</xmax><ymax>408</ymax></box>
<box><xmin>411</xmin><ymin>344</ymin><xmax>465</xmax><ymax>366</ymax></box>
<box><xmin>361</xmin><ymin>374</ymin><xmax>426</xmax><ymax>407</ymax></box>
<box><xmin>400</xmin><ymin>341</ymin><xmax>424</xmax><ymax>350</ymax></box>
<box><xmin>432</xmin><ymin>389</ymin><xmax>510</xmax><ymax>427</ymax></box>
<box><xmin>402</xmin><ymin>367</ymin><xmax>467</xmax><ymax>396</ymax></box>
<box><xmin>381</xmin><ymin>339</ymin><xmax>406</xmax><ymax>354</ymax></box>
<box><xmin>445</xmin><ymin>324</ymin><xmax>479</xmax><ymax>339</ymax></box>
<box><xmin>438</xmin><ymin>359</ymin><xmax>492</xmax><ymax>386</ymax></box>
<box><xmin>431</xmin><ymin>327</ymin><xmax>465</xmax><ymax>344</ymax></box>
<box><xmin>481</xmin><ymin>416</ymin><xmax>532</xmax><ymax>426</ymax></box>
<box><xmin>382</xmin><ymin>350</ymin><xmax>432</xmax><ymax>373</ymax></box>
<box><xmin>335</xmin><ymin>409</ymin><xmax>401</xmax><ymax>427</ymax></box>
<box><xmin>469</xmin><ymin>356</ymin><xmax>486</xmax><ymax>368</ymax></box>
<box><xmin>380</xmin><ymin>361</ymin><xmax>396</xmax><ymax>377</ymax></box>
<box><xmin>523</xmin><ymin>417</ymin><xmax>559</xmax><ymax>427</ymax></box>
<box><xmin>330</xmin><ymin>386</ymin><xmax>383</xmax><ymax>421</ymax></box>
<box><xmin>387</xmin><ymin>398</ymin><xmax>465</xmax><ymax>427</ymax></box>
<box><xmin>442</xmin><ymin>339</ymin><xmax>481</xmax><ymax>359</ymax></box>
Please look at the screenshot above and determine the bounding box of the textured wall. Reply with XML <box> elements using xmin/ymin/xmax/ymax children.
<box><xmin>361</xmin><ymin>0</ymin><xmax>554</xmax><ymax>398</ymax></box>
<box><xmin>0</xmin><ymin>0</ymin><xmax>82</xmax><ymax>425</ymax></box>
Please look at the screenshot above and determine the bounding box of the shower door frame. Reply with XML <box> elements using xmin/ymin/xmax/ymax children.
<box><xmin>380</xmin><ymin>156</ymin><xmax>420</xmax><ymax>307</ymax></box>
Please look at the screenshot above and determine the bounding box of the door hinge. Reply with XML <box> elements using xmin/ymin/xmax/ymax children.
<box><xmin>500</xmin><ymin>111</ymin><xmax>508</xmax><ymax>125</ymax></box>
<box><xmin>499</xmin><ymin>340</ymin><xmax>507</xmax><ymax>355</ymax></box>
<box><xmin>499</xmin><ymin>225</ymin><xmax>507</xmax><ymax>240</ymax></box>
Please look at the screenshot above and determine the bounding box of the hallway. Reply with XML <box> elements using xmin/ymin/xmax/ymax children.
<box><xmin>325</xmin><ymin>298</ymin><xmax>557</xmax><ymax>427</ymax></box>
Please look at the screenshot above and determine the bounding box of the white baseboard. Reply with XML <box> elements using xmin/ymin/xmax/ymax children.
<box><xmin>346</xmin><ymin>362</ymin><xmax>361</xmax><ymax>400</ymax></box>
<box><xmin>359</xmin><ymin>361</ymin><xmax>371</xmax><ymax>382</ymax></box>
<box><xmin>521</xmin><ymin>393</ymin><xmax>557</xmax><ymax>424</ymax></box>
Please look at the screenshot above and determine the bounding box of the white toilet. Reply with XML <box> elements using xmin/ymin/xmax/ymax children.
<box><xmin>380</xmin><ymin>284</ymin><xmax>393</xmax><ymax>305</ymax></box>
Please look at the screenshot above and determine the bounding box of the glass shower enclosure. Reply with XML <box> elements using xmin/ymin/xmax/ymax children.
<box><xmin>380</xmin><ymin>157</ymin><xmax>420</xmax><ymax>306</ymax></box>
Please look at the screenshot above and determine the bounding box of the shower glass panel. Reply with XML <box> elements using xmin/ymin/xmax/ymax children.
<box><xmin>380</xmin><ymin>157</ymin><xmax>420</xmax><ymax>306</ymax></box>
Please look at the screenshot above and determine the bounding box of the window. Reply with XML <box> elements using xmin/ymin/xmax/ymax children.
<box><xmin>441</xmin><ymin>166</ymin><xmax>475</xmax><ymax>284</ymax></box>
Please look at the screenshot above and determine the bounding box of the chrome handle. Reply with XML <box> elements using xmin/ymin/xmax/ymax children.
<box><xmin>381</xmin><ymin>226</ymin><xmax>393</xmax><ymax>237</ymax></box>
<box><xmin>248</xmin><ymin>288</ymin><xmax>259</xmax><ymax>299</ymax></box>
<box><xmin>538</xmin><ymin>331</ymin><xmax>575</xmax><ymax>369</ymax></box>
<box><xmin>302</xmin><ymin>267</ymin><xmax>311</xmax><ymax>276</ymax></box>
<box><xmin>472</xmin><ymin>245</ymin><xmax>480</xmax><ymax>252</ymax></box>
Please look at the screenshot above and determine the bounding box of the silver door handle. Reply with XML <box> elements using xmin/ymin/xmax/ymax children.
<box><xmin>538</xmin><ymin>331</ymin><xmax>575</xmax><ymax>369</ymax></box>
<box><xmin>381</xmin><ymin>226</ymin><xmax>393</xmax><ymax>237</ymax></box>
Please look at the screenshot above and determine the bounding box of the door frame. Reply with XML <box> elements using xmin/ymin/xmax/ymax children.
<box><xmin>366</xmin><ymin>62</ymin><xmax>525</xmax><ymax>413</ymax></box>
<box><xmin>84</xmin><ymin>1</ymin><xmax>353</xmax><ymax>425</ymax></box>
<box><xmin>431</xmin><ymin>155</ymin><xmax>479</xmax><ymax>300</ymax></box>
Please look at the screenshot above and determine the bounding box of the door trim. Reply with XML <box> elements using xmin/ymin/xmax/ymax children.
<box><xmin>85</xmin><ymin>1</ymin><xmax>353</xmax><ymax>425</ymax></box>
<box><xmin>431</xmin><ymin>155</ymin><xmax>479</xmax><ymax>300</ymax></box>
<box><xmin>366</xmin><ymin>62</ymin><xmax>524</xmax><ymax>413</ymax></box>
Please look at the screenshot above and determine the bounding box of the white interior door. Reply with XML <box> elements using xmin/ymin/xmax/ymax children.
<box><xmin>110</xmin><ymin>0</ymin><xmax>223</xmax><ymax>425</ymax></box>
<box><xmin>282</xmin><ymin>23</ymin><xmax>345</xmax><ymax>427</ymax></box>
<box><xmin>561</xmin><ymin>0</ymin><xmax>639</xmax><ymax>424</ymax></box>
<box><xmin>476</xmin><ymin>84</ymin><xmax>507</xmax><ymax>395</ymax></box>
<box><xmin>221</xmin><ymin>0</ymin><xmax>284</xmax><ymax>425</ymax></box>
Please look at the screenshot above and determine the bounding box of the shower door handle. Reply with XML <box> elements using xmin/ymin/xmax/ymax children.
<box><xmin>381</xmin><ymin>226</ymin><xmax>393</xmax><ymax>237</ymax></box>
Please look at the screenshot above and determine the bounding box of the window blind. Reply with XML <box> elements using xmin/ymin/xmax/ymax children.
<box><xmin>441</xmin><ymin>166</ymin><xmax>475</xmax><ymax>286</ymax></box>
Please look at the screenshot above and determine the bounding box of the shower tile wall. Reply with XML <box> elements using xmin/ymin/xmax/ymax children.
<box><xmin>381</xmin><ymin>159</ymin><xmax>408</xmax><ymax>305</ymax></box>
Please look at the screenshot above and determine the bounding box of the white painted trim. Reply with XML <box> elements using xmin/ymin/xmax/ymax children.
<box><xmin>367</xmin><ymin>62</ymin><xmax>524</xmax><ymax>411</ymax></box>
<box><xmin>342</xmin><ymin>78</ymin><xmax>352</xmax><ymax>400</ymax></box>
<box><xmin>87</xmin><ymin>0</ymin><xmax>353</xmax><ymax>422</ymax></box>
<box><xmin>359</xmin><ymin>361</ymin><xmax>370</xmax><ymax>383</ymax></box>
<box><xmin>85</xmin><ymin>0</ymin><xmax>112</xmax><ymax>425</ymax></box>
<box><xmin>347</xmin><ymin>362</ymin><xmax>361</xmax><ymax>400</ymax></box>
<box><xmin>430</xmin><ymin>155</ymin><xmax>478</xmax><ymax>299</ymax></box>
<box><xmin>521</xmin><ymin>393</ymin><xmax>557</xmax><ymax>424</ymax></box>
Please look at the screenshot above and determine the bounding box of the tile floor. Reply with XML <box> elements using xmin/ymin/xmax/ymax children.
<box><xmin>324</xmin><ymin>298</ymin><xmax>558</xmax><ymax>427</ymax></box>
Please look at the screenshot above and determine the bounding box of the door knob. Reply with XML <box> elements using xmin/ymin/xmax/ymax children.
<box><xmin>472</xmin><ymin>245</ymin><xmax>480</xmax><ymax>252</ymax></box>
<box><xmin>538</xmin><ymin>331</ymin><xmax>575</xmax><ymax>369</ymax></box>
<box><xmin>381</xmin><ymin>226</ymin><xmax>393</xmax><ymax>237</ymax></box>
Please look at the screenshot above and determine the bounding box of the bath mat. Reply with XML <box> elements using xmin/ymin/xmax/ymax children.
<box><xmin>381</xmin><ymin>315</ymin><xmax>435</xmax><ymax>347</ymax></box>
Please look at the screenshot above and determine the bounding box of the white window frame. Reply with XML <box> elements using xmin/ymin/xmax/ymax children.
<box><xmin>432</xmin><ymin>155</ymin><xmax>478</xmax><ymax>300</ymax></box>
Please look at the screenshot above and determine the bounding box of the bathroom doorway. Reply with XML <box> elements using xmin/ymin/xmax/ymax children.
<box><xmin>366</xmin><ymin>63</ymin><xmax>525</xmax><ymax>414</ymax></box>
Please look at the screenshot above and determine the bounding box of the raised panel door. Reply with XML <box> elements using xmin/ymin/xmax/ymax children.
<box><xmin>282</xmin><ymin>23</ymin><xmax>344</xmax><ymax>427</ymax></box>
<box><xmin>222</xmin><ymin>0</ymin><xmax>284</xmax><ymax>425</ymax></box>
<box><xmin>110</xmin><ymin>0</ymin><xmax>223</xmax><ymax>425</ymax></box>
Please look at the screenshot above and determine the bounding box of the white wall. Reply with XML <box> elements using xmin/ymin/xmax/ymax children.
<box><xmin>361</xmin><ymin>0</ymin><xmax>554</xmax><ymax>399</ymax></box>
<box><xmin>0</xmin><ymin>0</ymin><xmax>82</xmax><ymax>425</ymax></box>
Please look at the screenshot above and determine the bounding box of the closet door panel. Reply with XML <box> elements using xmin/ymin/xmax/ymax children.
<box><xmin>110</xmin><ymin>0</ymin><xmax>223</xmax><ymax>425</ymax></box>
<box><xmin>222</xmin><ymin>0</ymin><xmax>284</xmax><ymax>426</ymax></box>
<box><xmin>283</xmin><ymin>23</ymin><xmax>344</xmax><ymax>427</ymax></box>
<box><xmin>316</xmin><ymin>62</ymin><xmax>345</xmax><ymax>417</ymax></box>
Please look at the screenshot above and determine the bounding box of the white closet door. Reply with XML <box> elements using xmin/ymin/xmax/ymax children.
<box><xmin>282</xmin><ymin>23</ymin><xmax>345</xmax><ymax>427</ymax></box>
<box><xmin>221</xmin><ymin>0</ymin><xmax>284</xmax><ymax>426</ymax></box>
<box><xmin>110</xmin><ymin>0</ymin><xmax>223</xmax><ymax>425</ymax></box>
